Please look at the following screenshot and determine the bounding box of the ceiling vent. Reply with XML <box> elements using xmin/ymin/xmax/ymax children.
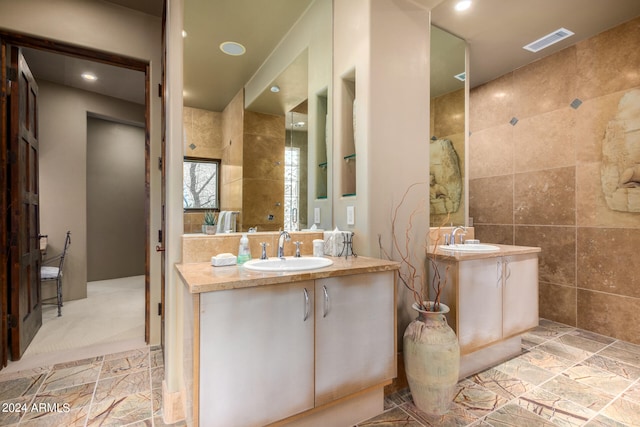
<box><xmin>523</xmin><ymin>28</ymin><xmax>574</xmax><ymax>53</ymax></box>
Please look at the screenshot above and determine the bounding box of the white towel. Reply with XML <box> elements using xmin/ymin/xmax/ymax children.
<box><xmin>224</xmin><ymin>211</ymin><xmax>232</xmax><ymax>232</ymax></box>
<box><xmin>216</xmin><ymin>211</ymin><xmax>227</xmax><ymax>234</ymax></box>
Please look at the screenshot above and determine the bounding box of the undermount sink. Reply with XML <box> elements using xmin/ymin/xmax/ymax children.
<box><xmin>439</xmin><ymin>243</ymin><xmax>501</xmax><ymax>253</ymax></box>
<box><xmin>243</xmin><ymin>256</ymin><xmax>334</xmax><ymax>272</ymax></box>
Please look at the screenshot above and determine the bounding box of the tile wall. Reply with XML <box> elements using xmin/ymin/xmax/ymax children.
<box><xmin>183</xmin><ymin>91</ymin><xmax>287</xmax><ymax>233</ymax></box>
<box><xmin>183</xmin><ymin>106</ymin><xmax>225</xmax><ymax>233</ymax></box>
<box><xmin>468</xmin><ymin>17</ymin><xmax>640</xmax><ymax>343</ymax></box>
<box><xmin>430</xmin><ymin>88</ymin><xmax>466</xmax><ymax>226</ymax></box>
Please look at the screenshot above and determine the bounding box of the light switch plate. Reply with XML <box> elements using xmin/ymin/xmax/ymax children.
<box><xmin>347</xmin><ymin>206</ymin><xmax>355</xmax><ymax>225</ymax></box>
<box><xmin>314</xmin><ymin>207</ymin><xmax>321</xmax><ymax>224</ymax></box>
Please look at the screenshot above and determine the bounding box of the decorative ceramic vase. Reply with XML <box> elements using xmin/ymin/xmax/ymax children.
<box><xmin>403</xmin><ymin>301</ymin><xmax>460</xmax><ymax>415</ymax></box>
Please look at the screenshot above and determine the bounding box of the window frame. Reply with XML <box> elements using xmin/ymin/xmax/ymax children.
<box><xmin>183</xmin><ymin>156</ymin><xmax>221</xmax><ymax>211</ymax></box>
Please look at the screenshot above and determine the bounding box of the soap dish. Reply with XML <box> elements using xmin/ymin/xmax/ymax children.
<box><xmin>211</xmin><ymin>254</ymin><xmax>237</xmax><ymax>267</ymax></box>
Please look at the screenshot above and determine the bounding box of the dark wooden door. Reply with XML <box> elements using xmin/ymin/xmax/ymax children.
<box><xmin>8</xmin><ymin>46</ymin><xmax>42</xmax><ymax>360</ymax></box>
<box><xmin>1</xmin><ymin>39</ymin><xmax>10</xmax><ymax>369</ymax></box>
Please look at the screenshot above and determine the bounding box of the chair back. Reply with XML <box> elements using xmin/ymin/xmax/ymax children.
<box><xmin>57</xmin><ymin>231</ymin><xmax>71</xmax><ymax>273</ymax></box>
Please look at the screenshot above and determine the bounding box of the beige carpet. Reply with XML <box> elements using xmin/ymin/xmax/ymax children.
<box><xmin>2</xmin><ymin>276</ymin><xmax>146</xmax><ymax>374</ymax></box>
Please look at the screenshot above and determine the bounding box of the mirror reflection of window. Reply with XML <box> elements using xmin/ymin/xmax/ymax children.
<box><xmin>183</xmin><ymin>157</ymin><xmax>221</xmax><ymax>209</ymax></box>
<box><xmin>284</xmin><ymin>147</ymin><xmax>301</xmax><ymax>230</ymax></box>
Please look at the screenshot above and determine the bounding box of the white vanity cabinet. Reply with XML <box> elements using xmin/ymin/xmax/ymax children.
<box><xmin>177</xmin><ymin>257</ymin><xmax>399</xmax><ymax>427</ymax></box>
<box><xmin>199</xmin><ymin>281</ymin><xmax>315</xmax><ymax>427</ymax></box>
<box><xmin>429</xmin><ymin>245</ymin><xmax>540</xmax><ymax>378</ymax></box>
<box><xmin>456</xmin><ymin>254</ymin><xmax>538</xmax><ymax>354</ymax></box>
<box><xmin>315</xmin><ymin>271</ymin><xmax>395</xmax><ymax>406</ymax></box>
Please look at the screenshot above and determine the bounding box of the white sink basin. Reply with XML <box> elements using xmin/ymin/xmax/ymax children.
<box><xmin>439</xmin><ymin>244</ymin><xmax>500</xmax><ymax>253</ymax></box>
<box><xmin>243</xmin><ymin>256</ymin><xmax>334</xmax><ymax>272</ymax></box>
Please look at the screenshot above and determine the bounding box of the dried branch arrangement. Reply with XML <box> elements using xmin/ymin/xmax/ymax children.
<box><xmin>379</xmin><ymin>182</ymin><xmax>450</xmax><ymax>312</ymax></box>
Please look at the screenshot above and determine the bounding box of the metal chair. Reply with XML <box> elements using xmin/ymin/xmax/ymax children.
<box><xmin>41</xmin><ymin>230</ymin><xmax>71</xmax><ymax>316</ymax></box>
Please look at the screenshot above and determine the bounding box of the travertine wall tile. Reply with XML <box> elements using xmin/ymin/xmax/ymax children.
<box><xmin>469</xmin><ymin>124</ymin><xmax>513</xmax><ymax>179</ymax></box>
<box><xmin>575</xmin><ymin>92</ymin><xmax>625</xmax><ymax>163</ymax></box>
<box><xmin>469</xmin><ymin>175</ymin><xmax>513</xmax><ymax>225</ymax></box>
<box><xmin>513</xmin><ymin>108</ymin><xmax>576</xmax><ymax>173</ymax></box>
<box><xmin>182</xmin><ymin>232</ymin><xmax>324</xmax><ymax>263</ymax></box>
<box><xmin>469</xmin><ymin>17</ymin><xmax>640</xmax><ymax>343</ymax></box>
<box><xmin>540</xmin><ymin>282</ymin><xmax>576</xmax><ymax>326</ymax></box>
<box><xmin>515</xmin><ymin>225</ymin><xmax>576</xmax><ymax>286</ymax></box>
<box><xmin>473</xmin><ymin>224</ymin><xmax>514</xmax><ymax>245</ymax></box>
<box><xmin>469</xmin><ymin>73</ymin><xmax>514</xmax><ymax>132</ymax></box>
<box><xmin>578</xmin><ymin>289</ymin><xmax>640</xmax><ymax>344</ymax></box>
<box><xmin>433</xmin><ymin>88</ymin><xmax>465</xmax><ymax>138</ymax></box>
<box><xmin>577</xmin><ymin>227</ymin><xmax>640</xmax><ymax>298</ymax></box>
<box><xmin>430</xmin><ymin>89</ymin><xmax>466</xmax><ymax>227</ymax></box>
<box><xmin>513</xmin><ymin>46</ymin><xmax>577</xmax><ymax>119</ymax></box>
<box><xmin>514</xmin><ymin>167</ymin><xmax>576</xmax><ymax>225</ymax></box>
<box><xmin>576</xmin><ymin>18</ymin><xmax>640</xmax><ymax>101</ymax></box>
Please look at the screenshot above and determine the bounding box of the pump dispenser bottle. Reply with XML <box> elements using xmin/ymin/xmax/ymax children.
<box><xmin>237</xmin><ymin>233</ymin><xmax>251</xmax><ymax>265</ymax></box>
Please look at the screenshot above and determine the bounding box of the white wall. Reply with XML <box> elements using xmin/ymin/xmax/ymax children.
<box><xmin>0</xmin><ymin>0</ymin><xmax>163</xmax><ymax>345</ymax></box>
<box><xmin>333</xmin><ymin>0</ymin><xmax>439</xmax><ymax>343</ymax></box>
<box><xmin>87</xmin><ymin>117</ymin><xmax>146</xmax><ymax>281</ymax></box>
<box><xmin>38</xmin><ymin>80</ymin><xmax>145</xmax><ymax>299</ymax></box>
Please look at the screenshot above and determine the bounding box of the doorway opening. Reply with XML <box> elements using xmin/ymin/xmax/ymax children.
<box><xmin>0</xmin><ymin>31</ymin><xmax>152</xmax><ymax>370</ymax></box>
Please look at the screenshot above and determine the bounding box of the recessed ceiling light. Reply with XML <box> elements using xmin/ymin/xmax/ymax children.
<box><xmin>294</xmin><ymin>121</ymin><xmax>306</xmax><ymax>128</ymax></box>
<box><xmin>220</xmin><ymin>41</ymin><xmax>246</xmax><ymax>56</ymax></box>
<box><xmin>81</xmin><ymin>72</ymin><xmax>97</xmax><ymax>81</ymax></box>
<box><xmin>182</xmin><ymin>30</ymin><xmax>188</xmax><ymax>38</ymax></box>
<box><xmin>270</xmin><ymin>85</ymin><xmax>280</xmax><ymax>93</ymax></box>
<box><xmin>455</xmin><ymin>0</ymin><xmax>471</xmax><ymax>11</ymax></box>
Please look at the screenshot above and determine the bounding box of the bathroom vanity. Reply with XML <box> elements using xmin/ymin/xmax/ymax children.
<box><xmin>177</xmin><ymin>256</ymin><xmax>399</xmax><ymax>427</ymax></box>
<box><xmin>427</xmin><ymin>244</ymin><xmax>541</xmax><ymax>378</ymax></box>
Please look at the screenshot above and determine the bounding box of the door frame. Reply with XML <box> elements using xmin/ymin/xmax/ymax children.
<box><xmin>0</xmin><ymin>30</ymin><xmax>152</xmax><ymax>350</ymax></box>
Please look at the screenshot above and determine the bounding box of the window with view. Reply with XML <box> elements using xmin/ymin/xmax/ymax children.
<box><xmin>284</xmin><ymin>147</ymin><xmax>300</xmax><ymax>230</ymax></box>
<box><xmin>183</xmin><ymin>157</ymin><xmax>220</xmax><ymax>209</ymax></box>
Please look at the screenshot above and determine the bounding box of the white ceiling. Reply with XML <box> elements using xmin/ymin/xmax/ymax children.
<box><xmin>22</xmin><ymin>47</ymin><xmax>146</xmax><ymax>105</ymax></box>
<box><xmin>20</xmin><ymin>0</ymin><xmax>640</xmax><ymax>109</ymax></box>
<box><xmin>183</xmin><ymin>0</ymin><xmax>314</xmax><ymax>112</ymax></box>
<box><xmin>432</xmin><ymin>0</ymin><xmax>640</xmax><ymax>89</ymax></box>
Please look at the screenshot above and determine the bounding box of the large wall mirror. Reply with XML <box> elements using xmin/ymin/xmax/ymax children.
<box><xmin>182</xmin><ymin>0</ymin><xmax>332</xmax><ymax>233</ymax></box>
<box><xmin>429</xmin><ymin>25</ymin><xmax>468</xmax><ymax>227</ymax></box>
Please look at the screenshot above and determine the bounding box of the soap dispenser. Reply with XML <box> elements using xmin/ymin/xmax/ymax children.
<box><xmin>237</xmin><ymin>233</ymin><xmax>252</xmax><ymax>265</ymax></box>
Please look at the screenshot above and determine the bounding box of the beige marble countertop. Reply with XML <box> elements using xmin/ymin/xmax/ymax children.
<box><xmin>176</xmin><ymin>256</ymin><xmax>400</xmax><ymax>294</ymax></box>
<box><xmin>427</xmin><ymin>243</ymin><xmax>541</xmax><ymax>262</ymax></box>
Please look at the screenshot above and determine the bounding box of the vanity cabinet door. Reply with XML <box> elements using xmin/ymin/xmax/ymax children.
<box><xmin>502</xmin><ymin>254</ymin><xmax>539</xmax><ymax>338</ymax></box>
<box><xmin>199</xmin><ymin>281</ymin><xmax>315</xmax><ymax>427</ymax></box>
<box><xmin>457</xmin><ymin>259</ymin><xmax>503</xmax><ymax>354</ymax></box>
<box><xmin>315</xmin><ymin>271</ymin><xmax>395</xmax><ymax>406</ymax></box>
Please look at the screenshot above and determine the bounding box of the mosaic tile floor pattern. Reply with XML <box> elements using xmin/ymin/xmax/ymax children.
<box><xmin>1</xmin><ymin>319</ymin><xmax>639</xmax><ymax>426</ymax></box>
<box><xmin>0</xmin><ymin>346</ymin><xmax>185</xmax><ymax>427</ymax></box>
<box><xmin>359</xmin><ymin>319</ymin><xmax>640</xmax><ymax>427</ymax></box>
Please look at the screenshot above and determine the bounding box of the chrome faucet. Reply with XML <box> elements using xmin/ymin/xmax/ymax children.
<box><xmin>450</xmin><ymin>226</ymin><xmax>467</xmax><ymax>245</ymax></box>
<box><xmin>277</xmin><ymin>230</ymin><xmax>291</xmax><ymax>258</ymax></box>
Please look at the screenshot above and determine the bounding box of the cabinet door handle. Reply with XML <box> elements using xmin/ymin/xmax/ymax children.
<box><xmin>303</xmin><ymin>288</ymin><xmax>310</xmax><ymax>321</ymax></box>
<box><xmin>504</xmin><ymin>257</ymin><xmax>511</xmax><ymax>283</ymax></box>
<box><xmin>322</xmin><ymin>285</ymin><xmax>330</xmax><ymax>318</ymax></box>
<box><xmin>496</xmin><ymin>259</ymin><xmax>502</xmax><ymax>288</ymax></box>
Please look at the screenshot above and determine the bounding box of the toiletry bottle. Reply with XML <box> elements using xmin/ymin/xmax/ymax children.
<box><xmin>237</xmin><ymin>233</ymin><xmax>251</xmax><ymax>265</ymax></box>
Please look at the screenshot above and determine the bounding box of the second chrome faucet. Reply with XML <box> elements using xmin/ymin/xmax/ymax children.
<box><xmin>278</xmin><ymin>230</ymin><xmax>291</xmax><ymax>258</ymax></box>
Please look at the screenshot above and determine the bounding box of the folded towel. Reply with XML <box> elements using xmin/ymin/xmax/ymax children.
<box><xmin>216</xmin><ymin>211</ymin><xmax>227</xmax><ymax>234</ymax></box>
<box><xmin>224</xmin><ymin>211</ymin><xmax>232</xmax><ymax>232</ymax></box>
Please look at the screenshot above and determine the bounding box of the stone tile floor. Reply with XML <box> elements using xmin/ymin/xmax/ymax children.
<box><xmin>359</xmin><ymin>319</ymin><xmax>640</xmax><ymax>427</ymax></box>
<box><xmin>0</xmin><ymin>345</ymin><xmax>185</xmax><ymax>426</ymax></box>
<box><xmin>1</xmin><ymin>319</ymin><xmax>639</xmax><ymax>426</ymax></box>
